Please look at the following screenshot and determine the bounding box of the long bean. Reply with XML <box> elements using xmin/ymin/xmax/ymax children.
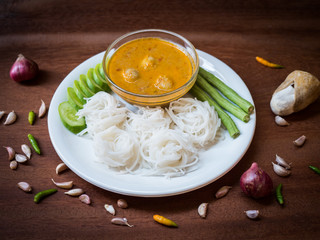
<box><xmin>196</xmin><ymin>75</ymin><xmax>250</xmax><ymax>122</ymax></box>
<box><xmin>190</xmin><ymin>84</ymin><xmax>240</xmax><ymax>138</ymax></box>
<box><xmin>199</xmin><ymin>67</ymin><xmax>254</xmax><ymax>114</ymax></box>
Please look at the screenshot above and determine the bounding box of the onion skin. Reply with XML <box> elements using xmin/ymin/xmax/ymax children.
<box><xmin>10</xmin><ymin>54</ymin><xmax>39</xmax><ymax>82</ymax></box>
<box><xmin>240</xmin><ymin>162</ymin><xmax>273</xmax><ymax>199</ymax></box>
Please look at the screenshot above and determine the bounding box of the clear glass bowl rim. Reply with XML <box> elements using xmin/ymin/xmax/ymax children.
<box><xmin>102</xmin><ymin>29</ymin><xmax>199</xmax><ymax>99</ymax></box>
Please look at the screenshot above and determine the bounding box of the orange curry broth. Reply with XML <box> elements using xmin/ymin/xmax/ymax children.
<box><xmin>107</xmin><ymin>37</ymin><xmax>193</xmax><ymax>95</ymax></box>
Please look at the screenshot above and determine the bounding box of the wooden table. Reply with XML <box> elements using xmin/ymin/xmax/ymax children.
<box><xmin>1</xmin><ymin>1</ymin><xmax>319</xmax><ymax>239</ymax></box>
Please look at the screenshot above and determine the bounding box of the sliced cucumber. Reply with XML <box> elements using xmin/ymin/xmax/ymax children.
<box><xmin>93</xmin><ymin>67</ymin><xmax>110</xmax><ymax>92</ymax></box>
<box><xmin>73</xmin><ymin>80</ymin><xmax>87</xmax><ymax>104</ymax></box>
<box><xmin>95</xmin><ymin>63</ymin><xmax>108</xmax><ymax>83</ymax></box>
<box><xmin>86</xmin><ymin>68</ymin><xmax>103</xmax><ymax>93</ymax></box>
<box><xmin>58</xmin><ymin>101</ymin><xmax>86</xmax><ymax>134</ymax></box>
<box><xmin>79</xmin><ymin>74</ymin><xmax>95</xmax><ymax>97</ymax></box>
<box><xmin>67</xmin><ymin>87</ymin><xmax>83</xmax><ymax>109</ymax></box>
<box><xmin>98</xmin><ymin>63</ymin><xmax>106</xmax><ymax>80</ymax></box>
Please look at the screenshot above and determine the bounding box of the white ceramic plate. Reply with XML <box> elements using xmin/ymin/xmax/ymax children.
<box><xmin>48</xmin><ymin>50</ymin><xmax>256</xmax><ymax>197</ymax></box>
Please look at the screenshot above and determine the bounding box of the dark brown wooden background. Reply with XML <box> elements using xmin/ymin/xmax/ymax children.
<box><xmin>1</xmin><ymin>0</ymin><xmax>320</xmax><ymax>239</ymax></box>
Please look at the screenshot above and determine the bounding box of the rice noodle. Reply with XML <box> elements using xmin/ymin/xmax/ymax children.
<box><xmin>77</xmin><ymin>92</ymin><xmax>128</xmax><ymax>136</ymax></box>
<box><xmin>139</xmin><ymin>129</ymin><xmax>198</xmax><ymax>177</ymax></box>
<box><xmin>166</xmin><ymin>98</ymin><xmax>221</xmax><ymax>147</ymax></box>
<box><xmin>77</xmin><ymin>92</ymin><xmax>221</xmax><ymax>177</ymax></box>
<box><xmin>125</xmin><ymin>106</ymin><xmax>172</xmax><ymax>137</ymax></box>
<box><xmin>93</xmin><ymin>126</ymin><xmax>140</xmax><ymax>172</ymax></box>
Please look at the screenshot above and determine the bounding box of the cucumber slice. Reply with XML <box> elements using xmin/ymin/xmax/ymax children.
<box><xmin>93</xmin><ymin>67</ymin><xmax>110</xmax><ymax>92</ymax></box>
<box><xmin>67</xmin><ymin>87</ymin><xmax>83</xmax><ymax>109</ymax></box>
<box><xmin>73</xmin><ymin>80</ymin><xmax>87</xmax><ymax>103</ymax></box>
<box><xmin>95</xmin><ymin>63</ymin><xmax>108</xmax><ymax>83</ymax></box>
<box><xmin>79</xmin><ymin>74</ymin><xmax>95</xmax><ymax>97</ymax></box>
<box><xmin>86</xmin><ymin>68</ymin><xmax>103</xmax><ymax>93</ymax></box>
<box><xmin>58</xmin><ymin>101</ymin><xmax>86</xmax><ymax>134</ymax></box>
<box><xmin>98</xmin><ymin>63</ymin><xmax>106</xmax><ymax>80</ymax></box>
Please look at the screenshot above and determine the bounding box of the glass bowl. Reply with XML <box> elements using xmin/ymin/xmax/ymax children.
<box><xmin>102</xmin><ymin>29</ymin><xmax>199</xmax><ymax>106</ymax></box>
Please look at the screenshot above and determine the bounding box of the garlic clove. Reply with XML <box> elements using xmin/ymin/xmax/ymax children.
<box><xmin>104</xmin><ymin>204</ymin><xmax>116</xmax><ymax>216</ymax></box>
<box><xmin>51</xmin><ymin>178</ymin><xmax>73</xmax><ymax>189</ymax></box>
<box><xmin>38</xmin><ymin>99</ymin><xmax>47</xmax><ymax>118</ymax></box>
<box><xmin>64</xmin><ymin>188</ymin><xmax>84</xmax><ymax>196</ymax></box>
<box><xmin>15</xmin><ymin>153</ymin><xmax>28</xmax><ymax>163</ymax></box>
<box><xmin>215</xmin><ymin>186</ymin><xmax>232</xmax><ymax>199</ymax></box>
<box><xmin>3</xmin><ymin>146</ymin><xmax>15</xmax><ymax>161</ymax></box>
<box><xmin>56</xmin><ymin>163</ymin><xmax>68</xmax><ymax>175</ymax></box>
<box><xmin>244</xmin><ymin>210</ymin><xmax>259</xmax><ymax>220</ymax></box>
<box><xmin>275</xmin><ymin>115</ymin><xmax>289</xmax><ymax>126</ymax></box>
<box><xmin>10</xmin><ymin>160</ymin><xmax>18</xmax><ymax>170</ymax></box>
<box><xmin>275</xmin><ymin>154</ymin><xmax>291</xmax><ymax>170</ymax></box>
<box><xmin>293</xmin><ymin>135</ymin><xmax>306</xmax><ymax>147</ymax></box>
<box><xmin>272</xmin><ymin>162</ymin><xmax>291</xmax><ymax>177</ymax></box>
<box><xmin>117</xmin><ymin>199</ymin><xmax>128</xmax><ymax>209</ymax></box>
<box><xmin>198</xmin><ymin>203</ymin><xmax>208</xmax><ymax>218</ymax></box>
<box><xmin>21</xmin><ymin>144</ymin><xmax>31</xmax><ymax>159</ymax></box>
<box><xmin>79</xmin><ymin>194</ymin><xmax>91</xmax><ymax>205</ymax></box>
<box><xmin>111</xmin><ymin>217</ymin><xmax>133</xmax><ymax>227</ymax></box>
<box><xmin>17</xmin><ymin>182</ymin><xmax>32</xmax><ymax>192</ymax></box>
<box><xmin>0</xmin><ymin>111</ymin><xmax>5</xmax><ymax>120</ymax></box>
<box><xmin>4</xmin><ymin>110</ymin><xmax>17</xmax><ymax>125</ymax></box>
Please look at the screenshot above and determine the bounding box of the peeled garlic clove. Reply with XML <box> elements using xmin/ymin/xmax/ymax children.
<box><xmin>21</xmin><ymin>144</ymin><xmax>31</xmax><ymax>159</ymax></box>
<box><xmin>39</xmin><ymin>99</ymin><xmax>47</xmax><ymax>118</ymax></box>
<box><xmin>111</xmin><ymin>217</ymin><xmax>133</xmax><ymax>227</ymax></box>
<box><xmin>275</xmin><ymin>115</ymin><xmax>289</xmax><ymax>126</ymax></box>
<box><xmin>244</xmin><ymin>210</ymin><xmax>259</xmax><ymax>219</ymax></box>
<box><xmin>275</xmin><ymin>154</ymin><xmax>291</xmax><ymax>170</ymax></box>
<box><xmin>15</xmin><ymin>153</ymin><xmax>28</xmax><ymax>163</ymax></box>
<box><xmin>215</xmin><ymin>186</ymin><xmax>232</xmax><ymax>199</ymax></box>
<box><xmin>272</xmin><ymin>162</ymin><xmax>291</xmax><ymax>177</ymax></box>
<box><xmin>79</xmin><ymin>194</ymin><xmax>91</xmax><ymax>205</ymax></box>
<box><xmin>117</xmin><ymin>199</ymin><xmax>128</xmax><ymax>209</ymax></box>
<box><xmin>56</xmin><ymin>163</ymin><xmax>68</xmax><ymax>174</ymax></box>
<box><xmin>17</xmin><ymin>182</ymin><xmax>32</xmax><ymax>192</ymax></box>
<box><xmin>104</xmin><ymin>204</ymin><xmax>116</xmax><ymax>216</ymax></box>
<box><xmin>0</xmin><ymin>111</ymin><xmax>5</xmax><ymax>120</ymax></box>
<box><xmin>3</xmin><ymin>146</ymin><xmax>15</xmax><ymax>161</ymax></box>
<box><xmin>4</xmin><ymin>111</ymin><xmax>17</xmax><ymax>125</ymax></box>
<box><xmin>198</xmin><ymin>203</ymin><xmax>208</xmax><ymax>218</ymax></box>
<box><xmin>10</xmin><ymin>160</ymin><xmax>18</xmax><ymax>170</ymax></box>
<box><xmin>64</xmin><ymin>188</ymin><xmax>84</xmax><ymax>197</ymax></box>
<box><xmin>51</xmin><ymin>178</ymin><xmax>73</xmax><ymax>189</ymax></box>
<box><xmin>293</xmin><ymin>135</ymin><xmax>306</xmax><ymax>147</ymax></box>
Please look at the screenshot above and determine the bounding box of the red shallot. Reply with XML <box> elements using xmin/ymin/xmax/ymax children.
<box><xmin>240</xmin><ymin>162</ymin><xmax>273</xmax><ymax>199</ymax></box>
<box><xmin>10</xmin><ymin>54</ymin><xmax>39</xmax><ymax>82</ymax></box>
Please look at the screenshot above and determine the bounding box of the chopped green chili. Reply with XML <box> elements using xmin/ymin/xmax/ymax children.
<box><xmin>28</xmin><ymin>111</ymin><xmax>36</xmax><ymax>125</ymax></box>
<box><xmin>309</xmin><ymin>165</ymin><xmax>320</xmax><ymax>175</ymax></box>
<box><xmin>276</xmin><ymin>183</ymin><xmax>284</xmax><ymax>205</ymax></box>
<box><xmin>28</xmin><ymin>133</ymin><xmax>41</xmax><ymax>155</ymax></box>
<box><xmin>34</xmin><ymin>189</ymin><xmax>57</xmax><ymax>203</ymax></box>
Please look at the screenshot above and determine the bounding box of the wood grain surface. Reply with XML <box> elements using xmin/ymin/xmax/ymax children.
<box><xmin>1</xmin><ymin>1</ymin><xmax>319</xmax><ymax>239</ymax></box>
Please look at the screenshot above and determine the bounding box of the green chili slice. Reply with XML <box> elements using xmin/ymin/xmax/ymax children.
<box><xmin>28</xmin><ymin>133</ymin><xmax>41</xmax><ymax>155</ymax></box>
<box><xmin>309</xmin><ymin>165</ymin><xmax>320</xmax><ymax>175</ymax></box>
<box><xmin>276</xmin><ymin>183</ymin><xmax>284</xmax><ymax>205</ymax></box>
<box><xmin>34</xmin><ymin>189</ymin><xmax>57</xmax><ymax>203</ymax></box>
<box><xmin>28</xmin><ymin>111</ymin><xmax>36</xmax><ymax>125</ymax></box>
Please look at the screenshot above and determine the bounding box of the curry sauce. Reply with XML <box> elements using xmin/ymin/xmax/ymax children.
<box><xmin>107</xmin><ymin>37</ymin><xmax>193</xmax><ymax>95</ymax></box>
